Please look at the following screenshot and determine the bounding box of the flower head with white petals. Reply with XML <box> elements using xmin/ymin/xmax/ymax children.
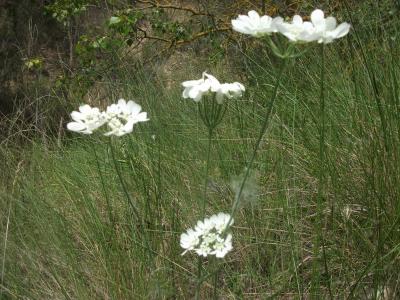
<box><xmin>309</xmin><ymin>9</ymin><xmax>351</xmax><ymax>44</ymax></box>
<box><xmin>182</xmin><ymin>72</ymin><xmax>245</xmax><ymax>103</ymax></box>
<box><xmin>231</xmin><ymin>10</ymin><xmax>283</xmax><ymax>37</ymax></box>
<box><xmin>231</xmin><ymin>9</ymin><xmax>350</xmax><ymax>45</ymax></box>
<box><xmin>182</xmin><ymin>72</ymin><xmax>220</xmax><ymax>102</ymax></box>
<box><xmin>180</xmin><ymin>213</ymin><xmax>234</xmax><ymax>258</ymax></box>
<box><xmin>66</xmin><ymin>99</ymin><xmax>149</xmax><ymax>136</ymax></box>
<box><xmin>67</xmin><ymin>104</ymin><xmax>107</xmax><ymax>134</ymax></box>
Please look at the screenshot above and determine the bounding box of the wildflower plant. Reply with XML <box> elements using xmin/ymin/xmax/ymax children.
<box><xmin>228</xmin><ymin>7</ymin><xmax>351</xmax><ymax>228</ymax></box>
<box><xmin>181</xmin><ymin>72</ymin><xmax>244</xmax><ymax>297</ymax></box>
<box><xmin>181</xmin><ymin>72</ymin><xmax>245</xmax><ymax>217</ymax></box>
<box><xmin>230</xmin><ymin>8</ymin><xmax>350</xmax><ymax>298</ymax></box>
<box><xmin>65</xmin><ymin>7</ymin><xmax>351</xmax><ymax>299</ymax></box>
<box><xmin>66</xmin><ymin>99</ymin><xmax>149</xmax><ymax>234</ymax></box>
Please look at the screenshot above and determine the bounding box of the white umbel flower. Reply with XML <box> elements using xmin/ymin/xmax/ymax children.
<box><xmin>180</xmin><ymin>213</ymin><xmax>234</xmax><ymax>258</ymax></box>
<box><xmin>67</xmin><ymin>104</ymin><xmax>107</xmax><ymax>134</ymax></box>
<box><xmin>231</xmin><ymin>10</ymin><xmax>283</xmax><ymax>37</ymax></box>
<box><xmin>182</xmin><ymin>73</ymin><xmax>245</xmax><ymax>103</ymax></box>
<box><xmin>104</xmin><ymin>99</ymin><xmax>149</xmax><ymax>136</ymax></box>
<box><xmin>277</xmin><ymin>9</ymin><xmax>350</xmax><ymax>43</ymax></box>
<box><xmin>309</xmin><ymin>9</ymin><xmax>351</xmax><ymax>44</ymax></box>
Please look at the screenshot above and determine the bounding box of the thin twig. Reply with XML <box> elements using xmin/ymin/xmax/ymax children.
<box><xmin>136</xmin><ymin>0</ymin><xmax>212</xmax><ymax>16</ymax></box>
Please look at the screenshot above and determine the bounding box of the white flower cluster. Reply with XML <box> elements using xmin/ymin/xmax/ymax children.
<box><xmin>182</xmin><ymin>72</ymin><xmax>245</xmax><ymax>103</ymax></box>
<box><xmin>67</xmin><ymin>99</ymin><xmax>149</xmax><ymax>136</ymax></box>
<box><xmin>231</xmin><ymin>10</ymin><xmax>283</xmax><ymax>37</ymax></box>
<box><xmin>232</xmin><ymin>9</ymin><xmax>350</xmax><ymax>44</ymax></box>
<box><xmin>180</xmin><ymin>213</ymin><xmax>234</xmax><ymax>258</ymax></box>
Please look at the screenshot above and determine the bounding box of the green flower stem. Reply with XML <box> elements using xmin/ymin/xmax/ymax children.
<box><xmin>108</xmin><ymin>137</ymin><xmax>155</xmax><ymax>261</ymax></box>
<box><xmin>212</xmin><ymin>259</ymin><xmax>219</xmax><ymax>300</ymax></box>
<box><xmin>201</xmin><ymin>127</ymin><xmax>214</xmax><ymax>217</ymax></box>
<box><xmin>195</xmin><ymin>103</ymin><xmax>217</xmax><ymax>300</ymax></box>
<box><xmin>92</xmin><ymin>140</ymin><xmax>114</xmax><ymax>225</ymax></box>
<box><xmin>195</xmin><ymin>258</ymin><xmax>203</xmax><ymax>300</ymax></box>
<box><xmin>227</xmin><ymin>58</ymin><xmax>288</xmax><ymax>226</ymax></box>
<box><xmin>313</xmin><ymin>44</ymin><xmax>333</xmax><ymax>300</ymax></box>
<box><xmin>108</xmin><ymin>138</ymin><xmax>140</xmax><ymax>220</ymax></box>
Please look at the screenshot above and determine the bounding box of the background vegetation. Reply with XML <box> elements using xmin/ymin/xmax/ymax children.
<box><xmin>1</xmin><ymin>0</ymin><xmax>400</xmax><ymax>298</ymax></box>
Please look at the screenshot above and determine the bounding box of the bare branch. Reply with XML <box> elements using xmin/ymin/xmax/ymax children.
<box><xmin>135</xmin><ymin>0</ymin><xmax>212</xmax><ymax>16</ymax></box>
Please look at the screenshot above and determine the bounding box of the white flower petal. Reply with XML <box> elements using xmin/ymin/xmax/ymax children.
<box><xmin>182</xmin><ymin>78</ymin><xmax>203</xmax><ymax>87</ymax></box>
<box><xmin>67</xmin><ymin>122</ymin><xmax>87</xmax><ymax>132</ymax></box>
<box><xmin>79</xmin><ymin>104</ymin><xmax>92</xmax><ymax>113</ymax></box>
<box><xmin>117</xmin><ymin>98</ymin><xmax>127</xmax><ymax>107</ymax></box>
<box><xmin>70</xmin><ymin>111</ymin><xmax>84</xmax><ymax>122</ymax></box>
<box><xmin>126</xmin><ymin>100</ymin><xmax>142</xmax><ymax>115</ymax></box>
<box><xmin>134</xmin><ymin>112</ymin><xmax>149</xmax><ymax>122</ymax></box>
<box><xmin>332</xmin><ymin>22</ymin><xmax>351</xmax><ymax>38</ymax></box>
<box><xmin>232</xmin><ymin>10</ymin><xmax>278</xmax><ymax>37</ymax></box>
<box><xmin>292</xmin><ymin>15</ymin><xmax>303</xmax><ymax>26</ymax></box>
<box><xmin>188</xmin><ymin>86</ymin><xmax>202</xmax><ymax>99</ymax></box>
<box><xmin>311</xmin><ymin>9</ymin><xmax>325</xmax><ymax>25</ymax></box>
<box><xmin>182</xmin><ymin>88</ymin><xmax>191</xmax><ymax>98</ymax></box>
<box><xmin>325</xmin><ymin>16</ymin><xmax>337</xmax><ymax>31</ymax></box>
<box><xmin>247</xmin><ymin>10</ymin><xmax>260</xmax><ymax>21</ymax></box>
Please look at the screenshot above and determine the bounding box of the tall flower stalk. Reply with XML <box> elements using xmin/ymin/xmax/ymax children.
<box><xmin>181</xmin><ymin>73</ymin><xmax>244</xmax><ymax>298</ymax></box>
<box><xmin>108</xmin><ymin>137</ymin><xmax>154</xmax><ymax>260</ymax></box>
<box><xmin>312</xmin><ymin>44</ymin><xmax>333</xmax><ymax>299</ymax></box>
<box><xmin>91</xmin><ymin>140</ymin><xmax>114</xmax><ymax>225</ymax></box>
<box><xmin>66</xmin><ymin>99</ymin><xmax>151</xmax><ymax>253</ymax></box>
<box><xmin>108</xmin><ymin>137</ymin><xmax>140</xmax><ymax>219</ymax></box>
<box><xmin>197</xmin><ymin>97</ymin><xmax>227</xmax><ymax>299</ymax></box>
<box><xmin>229</xmin><ymin>9</ymin><xmax>350</xmax><ymax>297</ymax></box>
<box><xmin>196</xmin><ymin>98</ymin><xmax>219</xmax><ymax>300</ymax></box>
<box><xmin>198</xmin><ymin>95</ymin><xmax>227</xmax><ymax>216</ymax></box>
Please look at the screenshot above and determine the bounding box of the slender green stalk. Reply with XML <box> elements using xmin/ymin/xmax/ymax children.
<box><xmin>195</xmin><ymin>117</ymin><xmax>215</xmax><ymax>300</ymax></box>
<box><xmin>289</xmin><ymin>91</ymin><xmax>302</xmax><ymax>297</ymax></box>
<box><xmin>313</xmin><ymin>44</ymin><xmax>333</xmax><ymax>300</ymax></box>
<box><xmin>212</xmin><ymin>260</ymin><xmax>219</xmax><ymax>300</ymax></box>
<box><xmin>195</xmin><ymin>258</ymin><xmax>203</xmax><ymax>300</ymax></box>
<box><xmin>92</xmin><ymin>141</ymin><xmax>114</xmax><ymax>225</ymax></box>
<box><xmin>228</xmin><ymin>58</ymin><xmax>288</xmax><ymax>225</ymax></box>
<box><xmin>201</xmin><ymin>128</ymin><xmax>214</xmax><ymax>217</ymax></box>
<box><xmin>108</xmin><ymin>137</ymin><xmax>140</xmax><ymax>220</ymax></box>
<box><xmin>155</xmin><ymin>135</ymin><xmax>163</xmax><ymax>228</ymax></box>
<box><xmin>109</xmin><ymin>137</ymin><xmax>155</xmax><ymax>264</ymax></box>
